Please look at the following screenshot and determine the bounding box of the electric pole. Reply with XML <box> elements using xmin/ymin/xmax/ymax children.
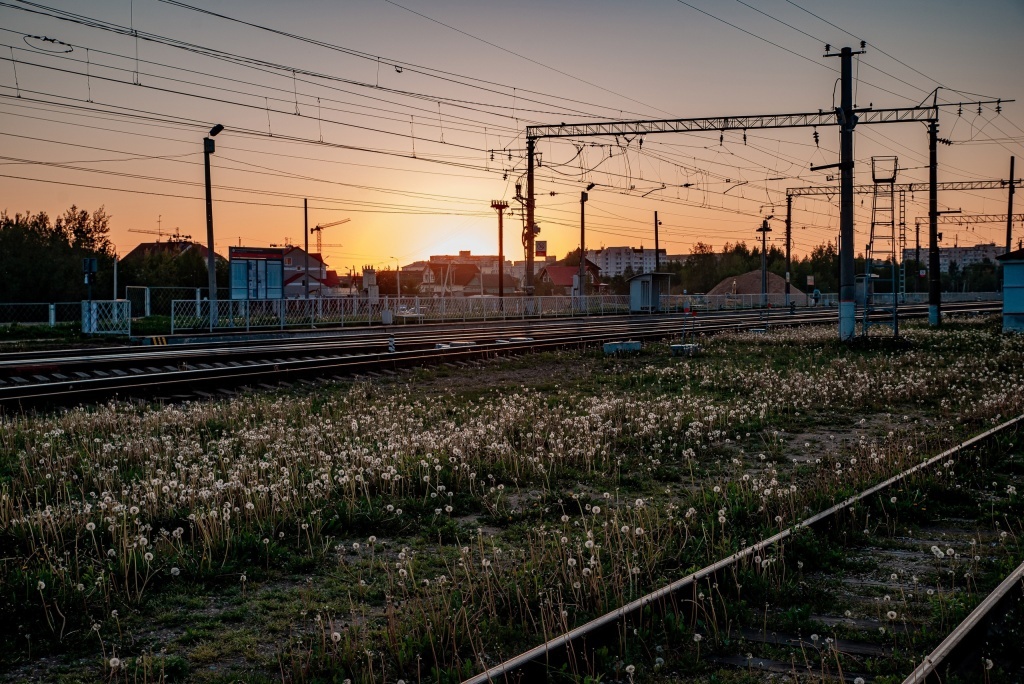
<box><xmin>525</xmin><ymin>137</ymin><xmax>536</xmax><ymax>296</ymax></box>
<box><xmin>580</xmin><ymin>183</ymin><xmax>594</xmax><ymax>297</ymax></box>
<box><xmin>1007</xmin><ymin>156</ymin><xmax>1016</xmax><ymax>254</ymax></box>
<box><xmin>915</xmin><ymin>220</ymin><xmax>921</xmax><ymax>293</ymax></box>
<box><xmin>826</xmin><ymin>45</ymin><xmax>863</xmax><ymax>341</ymax></box>
<box><xmin>304</xmin><ymin>198</ymin><xmax>309</xmax><ymax>298</ymax></box>
<box><xmin>929</xmin><ymin>120</ymin><xmax>940</xmax><ymax>326</ymax></box>
<box><xmin>785</xmin><ymin>194</ymin><xmax>792</xmax><ymax>306</ymax></box>
<box><xmin>491</xmin><ymin>200</ymin><xmax>509</xmax><ymax>301</ymax></box>
<box><xmin>757</xmin><ymin>217</ymin><xmax>772</xmax><ymax>307</ymax></box>
<box><xmin>654</xmin><ymin>211</ymin><xmax>660</xmax><ymax>271</ymax></box>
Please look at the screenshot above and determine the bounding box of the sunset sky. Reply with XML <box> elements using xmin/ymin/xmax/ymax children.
<box><xmin>1</xmin><ymin>0</ymin><xmax>1022</xmax><ymax>272</ymax></box>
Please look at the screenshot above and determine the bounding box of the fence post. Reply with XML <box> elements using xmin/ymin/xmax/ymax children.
<box><xmin>144</xmin><ymin>288</ymin><xmax>151</xmax><ymax>317</ymax></box>
<box><xmin>48</xmin><ymin>303</ymin><xmax>55</xmax><ymax>327</ymax></box>
<box><xmin>280</xmin><ymin>299</ymin><xmax>285</xmax><ymax>329</ymax></box>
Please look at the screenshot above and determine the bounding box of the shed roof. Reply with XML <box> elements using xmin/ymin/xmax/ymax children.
<box><xmin>996</xmin><ymin>248</ymin><xmax>1024</xmax><ymax>261</ymax></box>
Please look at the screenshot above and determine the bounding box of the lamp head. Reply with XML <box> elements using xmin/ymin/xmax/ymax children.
<box><xmin>586</xmin><ymin>182</ymin><xmax>596</xmax><ymax>191</ymax></box>
<box><xmin>209</xmin><ymin>124</ymin><xmax>225</xmax><ymax>137</ymax></box>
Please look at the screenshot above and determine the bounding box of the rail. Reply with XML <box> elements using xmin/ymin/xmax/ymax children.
<box><xmin>463</xmin><ymin>413</ymin><xmax>1024</xmax><ymax>684</ymax></box>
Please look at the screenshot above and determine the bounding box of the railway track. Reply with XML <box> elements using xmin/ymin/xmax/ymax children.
<box><xmin>0</xmin><ymin>302</ymin><xmax>1000</xmax><ymax>409</ymax></box>
<box><xmin>464</xmin><ymin>414</ymin><xmax>1024</xmax><ymax>684</ymax></box>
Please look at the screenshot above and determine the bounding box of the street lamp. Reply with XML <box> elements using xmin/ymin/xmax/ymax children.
<box><xmin>204</xmin><ymin>123</ymin><xmax>224</xmax><ymax>328</ymax></box>
<box><xmin>580</xmin><ymin>182</ymin><xmax>595</xmax><ymax>298</ymax></box>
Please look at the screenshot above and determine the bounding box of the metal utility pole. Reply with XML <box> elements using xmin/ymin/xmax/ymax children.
<box><xmin>525</xmin><ymin>138</ymin><xmax>536</xmax><ymax>295</ymax></box>
<box><xmin>828</xmin><ymin>45</ymin><xmax>863</xmax><ymax>341</ymax></box>
<box><xmin>915</xmin><ymin>221</ymin><xmax>921</xmax><ymax>292</ymax></box>
<box><xmin>757</xmin><ymin>218</ymin><xmax>772</xmax><ymax>306</ymax></box>
<box><xmin>491</xmin><ymin>200</ymin><xmax>508</xmax><ymax>300</ymax></box>
<box><xmin>520</xmin><ymin>74</ymin><xmax>1006</xmax><ymax>339</ymax></box>
<box><xmin>579</xmin><ymin>183</ymin><xmax>594</xmax><ymax>296</ymax></box>
<box><xmin>929</xmin><ymin>120</ymin><xmax>940</xmax><ymax>326</ymax></box>
<box><xmin>1008</xmin><ymin>156</ymin><xmax>1016</xmax><ymax>254</ymax></box>
<box><xmin>654</xmin><ymin>211</ymin><xmax>660</xmax><ymax>271</ymax></box>
<box><xmin>304</xmin><ymin>198</ymin><xmax>310</xmax><ymax>298</ymax></box>
<box><xmin>785</xmin><ymin>194</ymin><xmax>792</xmax><ymax>306</ymax></box>
<box><xmin>203</xmin><ymin>123</ymin><xmax>224</xmax><ymax>329</ymax></box>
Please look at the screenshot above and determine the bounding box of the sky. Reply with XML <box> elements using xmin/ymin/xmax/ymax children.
<box><xmin>1</xmin><ymin>0</ymin><xmax>1022</xmax><ymax>272</ymax></box>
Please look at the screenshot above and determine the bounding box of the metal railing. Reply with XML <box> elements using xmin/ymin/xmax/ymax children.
<box><xmin>169</xmin><ymin>293</ymin><xmax>848</xmax><ymax>333</ymax></box>
<box><xmin>0</xmin><ymin>302</ymin><xmax>85</xmax><ymax>327</ymax></box>
<box><xmin>169</xmin><ymin>292</ymin><xmax>1008</xmax><ymax>333</ymax></box>
<box><xmin>125</xmin><ymin>286</ymin><xmax>230</xmax><ymax>318</ymax></box>
<box><xmin>81</xmin><ymin>300</ymin><xmax>131</xmax><ymax>335</ymax></box>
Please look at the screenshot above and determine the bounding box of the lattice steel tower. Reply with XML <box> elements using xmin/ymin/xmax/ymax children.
<box><xmin>862</xmin><ymin>156</ymin><xmax>900</xmax><ymax>336</ymax></box>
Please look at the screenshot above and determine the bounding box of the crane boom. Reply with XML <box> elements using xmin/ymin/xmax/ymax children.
<box><xmin>310</xmin><ymin>218</ymin><xmax>351</xmax><ymax>253</ymax></box>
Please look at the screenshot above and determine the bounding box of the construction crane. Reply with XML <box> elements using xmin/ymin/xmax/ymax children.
<box><xmin>310</xmin><ymin>218</ymin><xmax>350</xmax><ymax>254</ymax></box>
<box><xmin>128</xmin><ymin>227</ymin><xmax>191</xmax><ymax>242</ymax></box>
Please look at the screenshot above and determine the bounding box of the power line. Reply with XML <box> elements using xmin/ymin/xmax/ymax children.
<box><xmin>378</xmin><ymin>0</ymin><xmax>672</xmax><ymax>117</ymax></box>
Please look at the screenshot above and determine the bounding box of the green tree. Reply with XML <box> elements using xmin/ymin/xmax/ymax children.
<box><xmin>0</xmin><ymin>206</ymin><xmax>115</xmax><ymax>302</ymax></box>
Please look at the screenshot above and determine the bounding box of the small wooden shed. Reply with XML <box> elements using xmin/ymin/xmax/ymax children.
<box><xmin>628</xmin><ymin>272</ymin><xmax>673</xmax><ymax>313</ymax></box>
<box><xmin>997</xmin><ymin>248</ymin><xmax>1024</xmax><ymax>333</ymax></box>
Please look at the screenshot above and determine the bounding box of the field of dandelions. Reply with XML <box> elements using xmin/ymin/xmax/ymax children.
<box><xmin>1</xmin><ymin>316</ymin><xmax>1022</xmax><ymax>683</ymax></box>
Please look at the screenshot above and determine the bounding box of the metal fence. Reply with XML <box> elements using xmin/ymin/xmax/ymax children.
<box><xmin>126</xmin><ymin>286</ymin><xmax>230</xmax><ymax>318</ymax></box>
<box><xmin>82</xmin><ymin>300</ymin><xmax>131</xmax><ymax>335</ymax></box>
<box><xmin>170</xmin><ymin>293</ymin><xmax>859</xmax><ymax>333</ymax></box>
<box><xmin>0</xmin><ymin>302</ymin><xmax>87</xmax><ymax>326</ymax></box>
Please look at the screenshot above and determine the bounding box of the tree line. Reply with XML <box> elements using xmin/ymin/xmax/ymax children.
<box><xmin>0</xmin><ymin>205</ymin><xmax>1002</xmax><ymax>303</ymax></box>
<box><xmin>1</xmin><ymin>207</ymin><xmax>227</xmax><ymax>303</ymax></box>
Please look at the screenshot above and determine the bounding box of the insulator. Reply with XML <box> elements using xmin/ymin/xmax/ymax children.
<box><xmin>743</xmin><ymin>131</ymin><xmax>747</xmax><ymax>144</ymax></box>
<box><xmin>719</xmin><ymin>133</ymin><xmax>724</xmax><ymax>146</ymax></box>
<box><xmin>490</xmin><ymin>151</ymin><xmax>494</xmax><ymax>161</ymax></box>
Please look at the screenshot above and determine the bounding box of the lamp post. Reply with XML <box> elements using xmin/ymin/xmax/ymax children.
<box><xmin>757</xmin><ymin>216</ymin><xmax>773</xmax><ymax>307</ymax></box>
<box><xmin>580</xmin><ymin>183</ymin><xmax>595</xmax><ymax>298</ymax></box>
<box><xmin>204</xmin><ymin>123</ymin><xmax>224</xmax><ymax>328</ymax></box>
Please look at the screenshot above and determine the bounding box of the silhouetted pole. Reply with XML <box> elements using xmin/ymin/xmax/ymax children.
<box><xmin>1007</xmin><ymin>156</ymin><xmax>1016</xmax><ymax>254</ymax></box>
<box><xmin>654</xmin><ymin>211</ymin><xmax>660</xmax><ymax>271</ymax></box>
<box><xmin>304</xmin><ymin>198</ymin><xmax>310</xmax><ymax>298</ymax></box>
<box><xmin>203</xmin><ymin>123</ymin><xmax>224</xmax><ymax>329</ymax></box>
<box><xmin>757</xmin><ymin>218</ymin><xmax>772</xmax><ymax>307</ymax></box>
<box><xmin>837</xmin><ymin>46</ymin><xmax>858</xmax><ymax>340</ymax></box>
<box><xmin>525</xmin><ymin>138</ymin><xmax>536</xmax><ymax>295</ymax></box>
<box><xmin>785</xmin><ymin>194</ymin><xmax>792</xmax><ymax>306</ymax></box>
<box><xmin>491</xmin><ymin>200</ymin><xmax>509</xmax><ymax>300</ymax></box>
<box><xmin>580</xmin><ymin>184</ymin><xmax>594</xmax><ymax>296</ymax></box>
<box><xmin>929</xmin><ymin>121</ymin><xmax>941</xmax><ymax>326</ymax></box>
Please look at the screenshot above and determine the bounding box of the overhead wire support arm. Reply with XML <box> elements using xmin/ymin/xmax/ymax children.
<box><xmin>787</xmin><ymin>179</ymin><xmax>1024</xmax><ymax>197</ymax></box>
<box><xmin>524</xmin><ymin>106</ymin><xmax>940</xmax><ymax>140</ymax></box>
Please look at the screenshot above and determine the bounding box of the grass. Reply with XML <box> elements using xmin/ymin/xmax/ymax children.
<box><xmin>0</xmin><ymin>315</ymin><xmax>1022</xmax><ymax>682</ymax></box>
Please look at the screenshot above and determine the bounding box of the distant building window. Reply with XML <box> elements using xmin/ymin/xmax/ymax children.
<box><xmin>285</xmin><ymin>257</ymin><xmax>292</xmax><ymax>265</ymax></box>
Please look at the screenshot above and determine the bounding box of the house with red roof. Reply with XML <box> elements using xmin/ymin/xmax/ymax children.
<box><xmin>537</xmin><ymin>260</ymin><xmax>601</xmax><ymax>295</ymax></box>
